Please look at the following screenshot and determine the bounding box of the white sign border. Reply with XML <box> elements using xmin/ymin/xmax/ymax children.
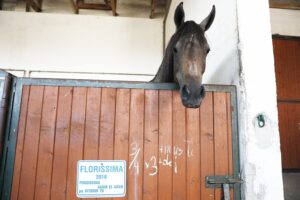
<box><xmin>76</xmin><ymin>160</ymin><xmax>126</xmax><ymax>198</ymax></box>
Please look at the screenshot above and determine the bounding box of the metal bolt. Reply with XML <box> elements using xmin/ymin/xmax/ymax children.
<box><xmin>256</xmin><ymin>114</ymin><xmax>265</xmax><ymax>128</ymax></box>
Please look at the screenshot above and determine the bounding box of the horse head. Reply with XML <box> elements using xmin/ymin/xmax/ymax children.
<box><xmin>172</xmin><ymin>2</ymin><xmax>215</xmax><ymax>108</ymax></box>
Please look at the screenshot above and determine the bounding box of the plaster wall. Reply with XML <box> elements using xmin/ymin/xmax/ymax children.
<box><xmin>236</xmin><ymin>0</ymin><xmax>284</xmax><ymax>198</ymax></box>
<box><xmin>0</xmin><ymin>11</ymin><xmax>164</xmax><ymax>81</ymax></box>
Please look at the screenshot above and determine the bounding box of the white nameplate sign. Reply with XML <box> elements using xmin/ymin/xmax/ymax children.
<box><xmin>76</xmin><ymin>160</ymin><xmax>126</xmax><ymax>198</ymax></box>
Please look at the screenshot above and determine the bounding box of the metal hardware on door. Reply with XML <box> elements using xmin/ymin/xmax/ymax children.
<box><xmin>256</xmin><ymin>114</ymin><xmax>265</xmax><ymax>128</ymax></box>
<box><xmin>222</xmin><ymin>184</ymin><xmax>230</xmax><ymax>200</ymax></box>
<box><xmin>206</xmin><ymin>175</ymin><xmax>243</xmax><ymax>188</ymax></box>
<box><xmin>206</xmin><ymin>175</ymin><xmax>243</xmax><ymax>200</ymax></box>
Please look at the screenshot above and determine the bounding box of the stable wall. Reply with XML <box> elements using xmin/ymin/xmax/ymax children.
<box><xmin>0</xmin><ymin>11</ymin><xmax>164</xmax><ymax>81</ymax></box>
<box><xmin>236</xmin><ymin>0</ymin><xmax>284</xmax><ymax>199</ymax></box>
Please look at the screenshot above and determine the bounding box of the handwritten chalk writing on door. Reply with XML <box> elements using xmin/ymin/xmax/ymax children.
<box><xmin>173</xmin><ymin>146</ymin><xmax>184</xmax><ymax>174</ymax></box>
<box><xmin>185</xmin><ymin>140</ymin><xmax>193</xmax><ymax>158</ymax></box>
<box><xmin>144</xmin><ymin>156</ymin><xmax>158</xmax><ymax>176</ymax></box>
<box><xmin>159</xmin><ymin>145</ymin><xmax>172</xmax><ymax>167</ymax></box>
<box><xmin>129</xmin><ymin>140</ymin><xmax>193</xmax><ymax>176</ymax></box>
<box><xmin>129</xmin><ymin>142</ymin><xmax>140</xmax><ymax>175</ymax></box>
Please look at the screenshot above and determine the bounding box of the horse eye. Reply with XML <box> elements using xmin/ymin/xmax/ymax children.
<box><xmin>173</xmin><ymin>47</ymin><xmax>178</xmax><ymax>53</ymax></box>
<box><xmin>206</xmin><ymin>49</ymin><xmax>210</xmax><ymax>54</ymax></box>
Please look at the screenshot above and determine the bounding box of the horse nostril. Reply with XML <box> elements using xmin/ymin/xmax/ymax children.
<box><xmin>182</xmin><ymin>85</ymin><xmax>190</xmax><ymax>100</ymax></box>
<box><xmin>199</xmin><ymin>85</ymin><xmax>205</xmax><ymax>97</ymax></box>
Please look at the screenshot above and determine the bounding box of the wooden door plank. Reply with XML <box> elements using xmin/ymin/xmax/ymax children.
<box><xmin>143</xmin><ymin>90</ymin><xmax>159</xmax><ymax>200</ymax></box>
<box><xmin>51</xmin><ymin>87</ymin><xmax>73</xmax><ymax>200</ymax></box>
<box><xmin>128</xmin><ymin>89</ymin><xmax>144</xmax><ymax>200</ymax></box>
<box><xmin>18</xmin><ymin>86</ymin><xmax>44</xmax><ymax>200</ymax></box>
<box><xmin>295</xmin><ymin>104</ymin><xmax>300</xmax><ymax>168</ymax></box>
<box><xmin>99</xmin><ymin>88</ymin><xmax>116</xmax><ymax>160</ymax></box>
<box><xmin>288</xmin><ymin>104</ymin><xmax>300</xmax><ymax>168</ymax></box>
<box><xmin>158</xmin><ymin>90</ymin><xmax>173</xmax><ymax>200</ymax></box>
<box><xmin>186</xmin><ymin>107</ymin><xmax>200</xmax><ymax>200</ymax></box>
<box><xmin>113</xmin><ymin>89</ymin><xmax>130</xmax><ymax>200</ymax></box>
<box><xmin>83</xmin><ymin>88</ymin><xmax>101</xmax><ymax>160</ymax></box>
<box><xmin>66</xmin><ymin>87</ymin><xmax>87</xmax><ymax>200</ymax></box>
<box><xmin>273</xmin><ymin>38</ymin><xmax>300</xmax><ymax>100</ymax></box>
<box><xmin>98</xmin><ymin>88</ymin><xmax>117</xmax><ymax>200</ymax></box>
<box><xmin>278</xmin><ymin>103</ymin><xmax>289</xmax><ymax>168</ymax></box>
<box><xmin>11</xmin><ymin>86</ymin><xmax>30</xmax><ymax>200</ymax></box>
<box><xmin>172</xmin><ymin>91</ymin><xmax>186</xmax><ymax>200</ymax></box>
<box><xmin>35</xmin><ymin>86</ymin><xmax>59</xmax><ymax>200</ymax></box>
<box><xmin>282</xmin><ymin>103</ymin><xmax>294</xmax><ymax>168</ymax></box>
<box><xmin>82</xmin><ymin>88</ymin><xmax>101</xmax><ymax>200</ymax></box>
<box><xmin>278</xmin><ymin>103</ymin><xmax>300</xmax><ymax>169</ymax></box>
<box><xmin>214</xmin><ymin>92</ymin><xmax>229</xmax><ymax>200</ymax></box>
<box><xmin>200</xmin><ymin>92</ymin><xmax>214</xmax><ymax>200</ymax></box>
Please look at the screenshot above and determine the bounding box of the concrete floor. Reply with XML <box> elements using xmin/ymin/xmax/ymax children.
<box><xmin>12</xmin><ymin>0</ymin><xmax>166</xmax><ymax>18</ymax></box>
<box><xmin>283</xmin><ymin>172</ymin><xmax>300</xmax><ymax>200</ymax></box>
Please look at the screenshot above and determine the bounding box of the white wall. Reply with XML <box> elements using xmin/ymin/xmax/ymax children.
<box><xmin>236</xmin><ymin>0</ymin><xmax>284</xmax><ymax>199</ymax></box>
<box><xmin>165</xmin><ymin>0</ymin><xmax>284</xmax><ymax>200</ymax></box>
<box><xmin>0</xmin><ymin>11</ymin><xmax>164</xmax><ymax>81</ymax></box>
<box><xmin>270</xmin><ymin>8</ymin><xmax>300</xmax><ymax>37</ymax></box>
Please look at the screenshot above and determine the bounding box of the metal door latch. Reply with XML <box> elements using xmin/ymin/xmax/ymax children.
<box><xmin>222</xmin><ymin>184</ymin><xmax>230</xmax><ymax>200</ymax></box>
<box><xmin>206</xmin><ymin>175</ymin><xmax>243</xmax><ymax>200</ymax></box>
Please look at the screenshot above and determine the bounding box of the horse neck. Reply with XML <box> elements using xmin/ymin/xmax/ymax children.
<box><xmin>151</xmin><ymin>45</ymin><xmax>174</xmax><ymax>83</ymax></box>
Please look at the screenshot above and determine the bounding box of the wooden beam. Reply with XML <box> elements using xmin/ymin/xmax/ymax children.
<box><xmin>77</xmin><ymin>1</ymin><xmax>111</xmax><ymax>10</ymax></box>
<box><xmin>269</xmin><ymin>0</ymin><xmax>300</xmax><ymax>10</ymax></box>
<box><xmin>26</xmin><ymin>0</ymin><xmax>41</xmax><ymax>12</ymax></box>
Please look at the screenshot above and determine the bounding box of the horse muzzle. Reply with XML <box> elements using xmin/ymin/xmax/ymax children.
<box><xmin>180</xmin><ymin>84</ymin><xmax>205</xmax><ymax>108</ymax></box>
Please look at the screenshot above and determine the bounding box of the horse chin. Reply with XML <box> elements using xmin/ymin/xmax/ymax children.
<box><xmin>181</xmin><ymin>98</ymin><xmax>203</xmax><ymax>109</ymax></box>
<box><xmin>185</xmin><ymin>104</ymin><xmax>200</xmax><ymax>109</ymax></box>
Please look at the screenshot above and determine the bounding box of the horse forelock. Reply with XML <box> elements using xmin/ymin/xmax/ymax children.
<box><xmin>167</xmin><ymin>21</ymin><xmax>206</xmax><ymax>56</ymax></box>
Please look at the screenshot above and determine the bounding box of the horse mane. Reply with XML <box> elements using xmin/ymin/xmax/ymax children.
<box><xmin>151</xmin><ymin>21</ymin><xmax>204</xmax><ymax>83</ymax></box>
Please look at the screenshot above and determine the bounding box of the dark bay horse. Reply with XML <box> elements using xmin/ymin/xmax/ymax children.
<box><xmin>152</xmin><ymin>2</ymin><xmax>215</xmax><ymax>108</ymax></box>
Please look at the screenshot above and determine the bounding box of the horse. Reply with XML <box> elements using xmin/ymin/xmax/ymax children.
<box><xmin>152</xmin><ymin>2</ymin><xmax>215</xmax><ymax>108</ymax></box>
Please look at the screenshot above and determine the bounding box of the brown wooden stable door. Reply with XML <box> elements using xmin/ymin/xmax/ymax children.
<box><xmin>273</xmin><ymin>37</ymin><xmax>300</xmax><ymax>169</ymax></box>
<box><xmin>11</xmin><ymin>86</ymin><xmax>234</xmax><ymax>200</ymax></box>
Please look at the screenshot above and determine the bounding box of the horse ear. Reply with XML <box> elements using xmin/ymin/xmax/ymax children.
<box><xmin>174</xmin><ymin>2</ymin><xmax>185</xmax><ymax>29</ymax></box>
<box><xmin>200</xmin><ymin>5</ymin><xmax>216</xmax><ymax>31</ymax></box>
